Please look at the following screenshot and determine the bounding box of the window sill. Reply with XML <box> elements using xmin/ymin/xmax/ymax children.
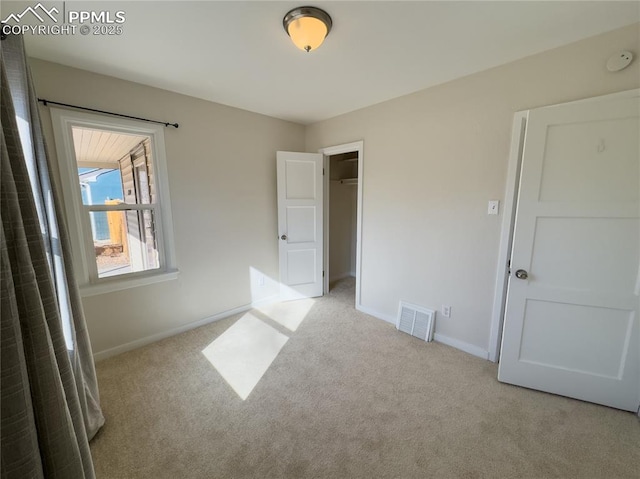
<box><xmin>79</xmin><ymin>269</ymin><xmax>179</xmax><ymax>297</ymax></box>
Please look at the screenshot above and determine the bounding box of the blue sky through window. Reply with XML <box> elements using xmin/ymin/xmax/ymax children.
<box><xmin>78</xmin><ymin>168</ymin><xmax>124</xmax><ymax>205</ymax></box>
<box><xmin>78</xmin><ymin>168</ymin><xmax>124</xmax><ymax>241</ymax></box>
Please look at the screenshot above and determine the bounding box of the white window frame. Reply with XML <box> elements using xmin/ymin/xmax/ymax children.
<box><xmin>50</xmin><ymin>108</ymin><xmax>178</xmax><ymax>296</ymax></box>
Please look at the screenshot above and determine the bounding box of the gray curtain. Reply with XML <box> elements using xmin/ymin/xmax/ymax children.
<box><xmin>1</xmin><ymin>34</ymin><xmax>104</xmax><ymax>478</ymax></box>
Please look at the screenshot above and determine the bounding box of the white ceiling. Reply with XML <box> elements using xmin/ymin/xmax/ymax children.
<box><xmin>13</xmin><ymin>1</ymin><xmax>640</xmax><ymax>124</ymax></box>
<box><xmin>72</xmin><ymin>127</ymin><xmax>146</xmax><ymax>164</ymax></box>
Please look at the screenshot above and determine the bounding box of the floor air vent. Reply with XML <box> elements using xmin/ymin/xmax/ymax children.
<box><xmin>397</xmin><ymin>301</ymin><xmax>435</xmax><ymax>342</ymax></box>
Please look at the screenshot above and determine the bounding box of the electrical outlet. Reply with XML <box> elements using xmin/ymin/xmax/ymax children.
<box><xmin>488</xmin><ymin>200</ymin><xmax>499</xmax><ymax>215</ymax></box>
<box><xmin>442</xmin><ymin>305</ymin><xmax>451</xmax><ymax>318</ymax></box>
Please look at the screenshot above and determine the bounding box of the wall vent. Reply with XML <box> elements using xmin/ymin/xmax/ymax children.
<box><xmin>397</xmin><ymin>301</ymin><xmax>435</xmax><ymax>342</ymax></box>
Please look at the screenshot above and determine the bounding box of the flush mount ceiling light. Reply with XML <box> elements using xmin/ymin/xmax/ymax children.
<box><xmin>283</xmin><ymin>6</ymin><xmax>332</xmax><ymax>52</ymax></box>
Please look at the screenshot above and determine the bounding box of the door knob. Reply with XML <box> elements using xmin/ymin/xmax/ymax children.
<box><xmin>280</xmin><ymin>234</ymin><xmax>287</xmax><ymax>241</ymax></box>
<box><xmin>515</xmin><ymin>269</ymin><xmax>528</xmax><ymax>280</ymax></box>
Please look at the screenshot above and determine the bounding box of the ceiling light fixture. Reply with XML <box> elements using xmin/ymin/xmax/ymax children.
<box><xmin>283</xmin><ymin>6</ymin><xmax>332</xmax><ymax>53</ymax></box>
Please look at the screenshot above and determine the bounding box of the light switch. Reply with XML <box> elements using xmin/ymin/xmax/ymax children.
<box><xmin>488</xmin><ymin>200</ymin><xmax>499</xmax><ymax>215</ymax></box>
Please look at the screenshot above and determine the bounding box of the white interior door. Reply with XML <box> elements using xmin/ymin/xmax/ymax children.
<box><xmin>498</xmin><ymin>94</ymin><xmax>640</xmax><ymax>412</ymax></box>
<box><xmin>277</xmin><ymin>151</ymin><xmax>324</xmax><ymax>300</ymax></box>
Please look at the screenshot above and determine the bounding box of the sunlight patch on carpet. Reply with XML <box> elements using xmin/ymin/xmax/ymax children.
<box><xmin>255</xmin><ymin>298</ymin><xmax>315</xmax><ymax>332</ymax></box>
<box><xmin>202</xmin><ymin>313</ymin><xmax>289</xmax><ymax>400</ymax></box>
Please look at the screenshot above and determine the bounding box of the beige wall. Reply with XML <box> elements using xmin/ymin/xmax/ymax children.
<box><xmin>306</xmin><ymin>23</ymin><xmax>640</xmax><ymax>354</ymax></box>
<box><xmin>32</xmin><ymin>23</ymin><xmax>640</xmax><ymax>359</ymax></box>
<box><xmin>32</xmin><ymin>59</ymin><xmax>305</xmax><ymax>356</ymax></box>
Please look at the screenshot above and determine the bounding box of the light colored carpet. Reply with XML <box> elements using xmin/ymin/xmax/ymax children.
<box><xmin>90</xmin><ymin>278</ymin><xmax>639</xmax><ymax>478</ymax></box>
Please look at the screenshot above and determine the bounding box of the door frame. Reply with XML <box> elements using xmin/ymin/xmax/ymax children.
<box><xmin>318</xmin><ymin>141</ymin><xmax>364</xmax><ymax>308</ymax></box>
<box><xmin>488</xmin><ymin>88</ymin><xmax>640</xmax><ymax>363</ymax></box>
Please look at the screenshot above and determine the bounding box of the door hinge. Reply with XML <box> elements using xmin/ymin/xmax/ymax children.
<box><xmin>323</xmin><ymin>168</ymin><xmax>325</xmax><ymax>175</ymax></box>
<box><xmin>323</xmin><ymin>271</ymin><xmax>325</xmax><ymax>277</ymax></box>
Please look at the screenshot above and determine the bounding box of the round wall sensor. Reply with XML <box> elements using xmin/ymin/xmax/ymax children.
<box><xmin>606</xmin><ymin>51</ymin><xmax>633</xmax><ymax>72</ymax></box>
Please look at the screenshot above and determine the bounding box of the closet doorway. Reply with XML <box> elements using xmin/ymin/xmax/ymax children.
<box><xmin>319</xmin><ymin>141</ymin><xmax>363</xmax><ymax>307</ymax></box>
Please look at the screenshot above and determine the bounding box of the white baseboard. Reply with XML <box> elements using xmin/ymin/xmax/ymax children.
<box><xmin>93</xmin><ymin>294</ymin><xmax>279</xmax><ymax>361</ymax></box>
<box><xmin>433</xmin><ymin>333</ymin><xmax>490</xmax><ymax>360</ymax></box>
<box><xmin>357</xmin><ymin>305</ymin><xmax>489</xmax><ymax>360</ymax></box>
<box><xmin>356</xmin><ymin>304</ymin><xmax>396</xmax><ymax>324</ymax></box>
<box><xmin>95</xmin><ymin>297</ymin><xmax>489</xmax><ymax>363</ymax></box>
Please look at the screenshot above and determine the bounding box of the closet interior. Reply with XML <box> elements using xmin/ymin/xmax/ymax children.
<box><xmin>328</xmin><ymin>151</ymin><xmax>359</xmax><ymax>290</ymax></box>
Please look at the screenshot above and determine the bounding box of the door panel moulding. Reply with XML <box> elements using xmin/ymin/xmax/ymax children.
<box><xmin>489</xmin><ymin>89</ymin><xmax>640</xmax><ymax>365</ymax></box>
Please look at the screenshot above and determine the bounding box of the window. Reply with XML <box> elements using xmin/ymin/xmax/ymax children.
<box><xmin>51</xmin><ymin>109</ymin><xmax>177</xmax><ymax>295</ymax></box>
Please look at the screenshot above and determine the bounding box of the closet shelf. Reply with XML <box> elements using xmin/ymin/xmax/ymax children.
<box><xmin>332</xmin><ymin>178</ymin><xmax>358</xmax><ymax>185</ymax></box>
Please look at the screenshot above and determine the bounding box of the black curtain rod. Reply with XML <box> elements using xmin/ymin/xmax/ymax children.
<box><xmin>37</xmin><ymin>98</ymin><xmax>179</xmax><ymax>128</ymax></box>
